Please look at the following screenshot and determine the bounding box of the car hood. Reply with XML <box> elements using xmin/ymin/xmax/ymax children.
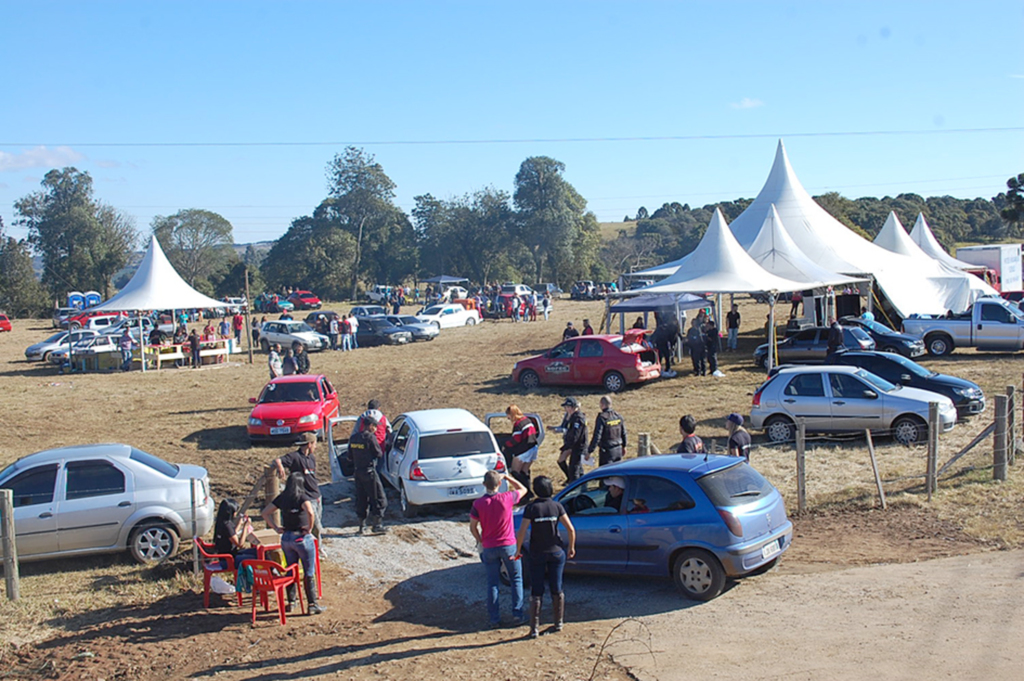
<box><xmin>879</xmin><ymin>330</ymin><xmax>922</xmax><ymax>344</ymax></box>
<box><xmin>923</xmin><ymin>373</ymin><xmax>982</xmax><ymax>393</ymax></box>
<box><xmin>252</xmin><ymin>402</ymin><xmax>322</xmax><ymax>419</ymax></box>
<box><xmin>284</xmin><ymin>331</ymin><xmax>324</xmax><ymax>341</ymax></box>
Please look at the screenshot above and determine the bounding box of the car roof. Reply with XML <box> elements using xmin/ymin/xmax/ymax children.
<box><xmin>775</xmin><ymin>364</ymin><xmax>862</xmax><ymax>376</ymax></box>
<box><xmin>4</xmin><ymin>443</ymin><xmax>134</xmax><ymax>472</ymax></box>
<box><xmin>400</xmin><ymin>408</ymin><xmax>490</xmax><ymax>434</ymax></box>
<box><xmin>595</xmin><ymin>452</ymin><xmax>742</xmax><ymax>478</ymax></box>
<box><xmin>268</xmin><ymin>374</ymin><xmax>325</xmax><ymax>385</ymax></box>
<box><xmin>561</xmin><ymin>334</ymin><xmax>621</xmax><ymax>342</ymax></box>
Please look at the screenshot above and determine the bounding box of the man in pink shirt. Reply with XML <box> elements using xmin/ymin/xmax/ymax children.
<box><xmin>470</xmin><ymin>470</ymin><xmax>527</xmax><ymax>628</ymax></box>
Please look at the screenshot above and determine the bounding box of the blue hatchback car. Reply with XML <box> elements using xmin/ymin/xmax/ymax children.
<box><xmin>513</xmin><ymin>454</ymin><xmax>793</xmax><ymax>601</ymax></box>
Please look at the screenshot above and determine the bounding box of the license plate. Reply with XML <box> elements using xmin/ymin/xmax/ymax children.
<box><xmin>270</xmin><ymin>426</ymin><xmax>291</xmax><ymax>435</ymax></box>
<box><xmin>761</xmin><ymin>539</ymin><xmax>781</xmax><ymax>560</ymax></box>
<box><xmin>448</xmin><ymin>485</ymin><xmax>477</xmax><ymax>497</ymax></box>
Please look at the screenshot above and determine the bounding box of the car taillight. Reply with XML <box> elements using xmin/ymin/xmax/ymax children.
<box><xmin>752</xmin><ymin>391</ymin><xmax>762</xmax><ymax>407</ymax></box>
<box><xmin>409</xmin><ymin>462</ymin><xmax>427</xmax><ymax>481</ymax></box>
<box><xmin>494</xmin><ymin>457</ymin><xmax>506</xmax><ymax>472</ymax></box>
<box><xmin>718</xmin><ymin>509</ymin><xmax>743</xmax><ymax>536</ymax></box>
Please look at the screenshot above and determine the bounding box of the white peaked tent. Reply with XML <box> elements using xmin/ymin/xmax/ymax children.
<box><xmin>643</xmin><ymin>208</ymin><xmax>806</xmax><ymax>295</ymax></box>
<box><xmin>747</xmin><ymin>204</ymin><xmax>863</xmax><ymax>288</ymax></box>
<box><xmin>909</xmin><ymin>213</ymin><xmax>981</xmax><ymax>270</ymax></box>
<box><xmin>726</xmin><ymin>141</ymin><xmax>992</xmax><ymax>318</ymax></box>
<box><xmin>91</xmin><ymin>236</ymin><xmax>233</xmax><ymax>313</ymax></box>
<box><xmin>630</xmin><ymin>252</ymin><xmax>691</xmax><ymax>279</ymax></box>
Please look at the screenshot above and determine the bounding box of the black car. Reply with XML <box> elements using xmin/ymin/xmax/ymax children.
<box><xmin>831</xmin><ymin>351</ymin><xmax>985</xmax><ymax>417</ymax></box>
<box><xmin>753</xmin><ymin>326</ymin><xmax>875</xmax><ymax>368</ymax></box>
<box><xmin>355</xmin><ymin>315</ymin><xmax>413</xmax><ymax>346</ymax></box>
<box><xmin>839</xmin><ymin>316</ymin><xmax>926</xmax><ymax>358</ymax></box>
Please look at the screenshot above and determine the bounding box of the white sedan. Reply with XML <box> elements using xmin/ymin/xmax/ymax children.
<box><xmin>416</xmin><ymin>303</ymin><xmax>481</xmax><ymax>329</ymax></box>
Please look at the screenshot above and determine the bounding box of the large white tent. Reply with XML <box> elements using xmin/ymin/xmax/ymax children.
<box><xmin>909</xmin><ymin>213</ymin><xmax>982</xmax><ymax>270</ymax></box>
<box><xmin>91</xmin><ymin>236</ymin><xmax>233</xmax><ymax>313</ymax></box>
<box><xmin>747</xmin><ymin>204</ymin><xmax>863</xmax><ymax>289</ymax></box>
<box><xmin>725</xmin><ymin>140</ymin><xmax>993</xmax><ymax>318</ymax></box>
<box><xmin>643</xmin><ymin>208</ymin><xmax>806</xmax><ymax>295</ymax></box>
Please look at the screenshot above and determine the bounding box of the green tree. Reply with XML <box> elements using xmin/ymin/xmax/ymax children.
<box><xmin>152</xmin><ymin>209</ymin><xmax>235</xmax><ymax>289</ymax></box>
<box><xmin>324</xmin><ymin>147</ymin><xmax>412</xmax><ymax>296</ymax></box>
<box><xmin>0</xmin><ymin>217</ymin><xmax>47</xmax><ymax>316</ymax></box>
<box><xmin>997</xmin><ymin>173</ymin><xmax>1024</xmax><ymax>237</ymax></box>
<box><xmin>14</xmin><ymin>167</ymin><xmax>137</xmax><ymax>298</ymax></box>
<box><xmin>512</xmin><ymin>156</ymin><xmax>599</xmax><ymax>285</ymax></box>
<box><xmin>261</xmin><ymin>212</ymin><xmax>357</xmax><ymax>300</ymax></box>
<box><xmin>215</xmin><ymin>260</ymin><xmax>263</xmax><ymax>299</ymax></box>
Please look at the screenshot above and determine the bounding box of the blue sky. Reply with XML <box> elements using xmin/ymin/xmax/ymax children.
<box><xmin>1</xmin><ymin>1</ymin><xmax>1021</xmax><ymax>245</ymax></box>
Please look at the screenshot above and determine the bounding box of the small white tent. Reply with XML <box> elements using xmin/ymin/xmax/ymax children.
<box><xmin>747</xmin><ymin>204</ymin><xmax>863</xmax><ymax>289</ymax></box>
<box><xmin>909</xmin><ymin>213</ymin><xmax>981</xmax><ymax>270</ymax></box>
<box><xmin>91</xmin><ymin>236</ymin><xmax>233</xmax><ymax>313</ymax></box>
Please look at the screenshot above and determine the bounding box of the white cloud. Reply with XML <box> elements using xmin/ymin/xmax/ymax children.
<box><xmin>1011</xmin><ymin>74</ymin><xmax>1024</xmax><ymax>79</ymax></box>
<box><xmin>731</xmin><ymin>97</ymin><xmax>764</xmax><ymax>109</ymax></box>
<box><xmin>0</xmin><ymin>146</ymin><xmax>85</xmax><ymax>172</ymax></box>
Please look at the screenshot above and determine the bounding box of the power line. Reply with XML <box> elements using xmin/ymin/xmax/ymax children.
<box><xmin>2</xmin><ymin>127</ymin><xmax>1022</xmax><ymax>148</ymax></box>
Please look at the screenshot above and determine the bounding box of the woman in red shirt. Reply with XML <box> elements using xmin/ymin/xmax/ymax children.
<box><xmin>503</xmin><ymin>404</ymin><xmax>539</xmax><ymax>501</ymax></box>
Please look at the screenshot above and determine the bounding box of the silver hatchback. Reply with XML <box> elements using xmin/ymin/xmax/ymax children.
<box><xmin>0</xmin><ymin>444</ymin><xmax>214</xmax><ymax>564</ymax></box>
<box><xmin>750</xmin><ymin>365</ymin><xmax>957</xmax><ymax>446</ymax></box>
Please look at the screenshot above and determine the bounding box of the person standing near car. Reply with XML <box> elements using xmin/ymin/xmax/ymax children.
<box><xmin>826</xmin><ymin>318</ymin><xmax>844</xmax><ymax>361</ymax></box>
<box><xmin>232</xmin><ymin>312</ymin><xmax>245</xmax><ymax>344</ymax></box>
<box><xmin>726</xmin><ymin>304</ymin><xmax>741</xmax><ymax>352</ymax></box>
<box><xmin>189</xmin><ymin>328</ymin><xmax>202</xmax><ymax>369</ymax></box>
<box><xmin>686</xmin><ymin>317</ymin><xmax>706</xmax><ymax>377</ymax></box>
<box><xmin>515</xmin><ymin>476</ymin><xmax>576</xmax><ymax>639</ymax></box>
<box><xmin>725</xmin><ymin>413</ymin><xmax>751</xmax><ymax>461</ymax></box>
<box><xmin>503</xmin><ymin>405</ymin><xmax>539</xmax><ymax>500</ymax></box>
<box><xmin>293</xmin><ymin>342</ymin><xmax>310</xmax><ymax>374</ymax></box>
<box><xmin>556</xmin><ymin>397</ymin><xmax>588</xmax><ymax>484</ymax></box>
<box><xmin>340</xmin><ymin>314</ymin><xmax>353</xmax><ymax>351</ymax></box>
<box><xmin>582</xmin><ymin>319</ymin><xmax>594</xmax><ymax>336</ymax></box>
<box><xmin>328</xmin><ymin>315</ymin><xmax>339</xmax><ymax>351</ymax></box>
<box><xmin>562</xmin><ymin>322</ymin><xmax>579</xmax><ymax>341</ymax></box>
<box><xmin>274</xmin><ymin>432</ymin><xmax>324</xmax><ymax>545</ymax></box>
<box><xmin>349</xmin><ymin>412</ymin><xmax>388</xmax><ymax>534</ymax></box>
<box><xmin>268</xmin><ymin>343</ymin><xmax>283</xmax><ymax>378</ymax></box>
<box><xmin>349</xmin><ymin>314</ymin><xmax>360</xmax><ymax>349</ymax></box>
<box><xmin>118</xmin><ymin>328</ymin><xmax>135</xmax><ymax>372</ymax></box>
<box><xmin>470</xmin><ymin>470</ymin><xmax>528</xmax><ymax>628</ymax></box>
<box><xmin>588</xmin><ymin>396</ymin><xmax>626</xmax><ymax>466</ymax></box>
<box><xmin>705</xmin><ymin>315</ymin><xmax>723</xmax><ymax>377</ymax></box>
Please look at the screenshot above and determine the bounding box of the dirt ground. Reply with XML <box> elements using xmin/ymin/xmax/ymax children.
<box><xmin>0</xmin><ymin>297</ymin><xmax>1020</xmax><ymax>679</ymax></box>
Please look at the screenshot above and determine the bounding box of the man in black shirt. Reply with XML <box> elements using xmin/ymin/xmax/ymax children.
<box><xmin>562</xmin><ymin>322</ymin><xmax>580</xmax><ymax>341</ymax></box>
<box><xmin>588</xmin><ymin>396</ymin><xmax>626</xmax><ymax>466</ymax></box>
<box><xmin>726</xmin><ymin>413</ymin><xmax>752</xmax><ymax>461</ymax></box>
<box><xmin>293</xmin><ymin>342</ymin><xmax>311</xmax><ymax>375</ymax></box>
<box><xmin>826</xmin><ymin>318</ymin><xmax>844</xmax><ymax>362</ymax></box>
<box><xmin>349</xmin><ymin>413</ymin><xmax>387</xmax><ymax>534</ymax></box>
<box><xmin>726</xmin><ymin>304</ymin><xmax>741</xmax><ymax>351</ymax></box>
<box><xmin>274</xmin><ymin>432</ymin><xmax>324</xmax><ymax>545</ymax></box>
<box><xmin>556</xmin><ymin>397</ymin><xmax>588</xmax><ymax>484</ymax></box>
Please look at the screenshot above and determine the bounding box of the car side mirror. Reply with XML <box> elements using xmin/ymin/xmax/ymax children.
<box><xmin>249</xmin><ymin>397</ymin><xmax>258</xmax><ymax>404</ymax></box>
<box><xmin>862</xmin><ymin>390</ymin><xmax>878</xmax><ymax>400</ymax></box>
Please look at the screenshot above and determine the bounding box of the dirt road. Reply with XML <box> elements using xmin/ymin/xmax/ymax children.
<box><xmin>609</xmin><ymin>549</ymin><xmax>1024</xmax><ymax>681</ymax></box>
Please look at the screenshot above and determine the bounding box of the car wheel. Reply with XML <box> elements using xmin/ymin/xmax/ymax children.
<box><xmin>602</xmin><ymin>371</ymin><xmax>626</xmax><ymax>393</ymax></box>
<box><xmin>519</xmin><ymin>370</ymin><xmax>540</xmax><ymax>390</ymax></box>
<box><xmin>892</xmin><ymin>415</ymin><xmax>926</xmax><ymax>446</ymax></box>
<box><xmin>882</xmin><ymin>345</ymin><xmax>900</xmax><ymax>354</ymax></box>
<box><xmin>70</xmin><ymin>322</ymin><xmax>81</xmax><ymax>330</ymax></box>
<box><xmin>925</xmin><ymin>334</ymin><xmax>952</xmax><ymax>357</ymax></box>
<box><xmin>764</xmin><ymin>415</ymin><xmax>795</xmax><ymax>444</ymax></box>
<box><xmin>465</xmin><ymin>318</ymin><xmax>476</xmax><ymax>326</ymax></box>
<box><xmin>400</xmin><ymin>483</ymin><xmax>418</xmax><ymax>518</ymax></box>
<box><xmin>41</xmin><ymin>351</ymin><xmax>51</xmax><ymax>362</ymax></box>
<box><xmin>260</xmin><ymin>338</ymin><xmax>270</xmax><ymax>353</ymax></box>
<box><xmin>129</xmin><ymin>521</ymin><xmax>180</xmax><ymax>564</ymax></box>
<box><xmin>672</xmin><ymin>548</ymin><xmax>726</xmax><ymax>601</ymax></box>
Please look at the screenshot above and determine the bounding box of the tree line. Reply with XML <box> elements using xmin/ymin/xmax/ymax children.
<box><xmin>1</xmin><ymin>155</ymin><xmax>1022</xmax><ymax>317</ymax></box>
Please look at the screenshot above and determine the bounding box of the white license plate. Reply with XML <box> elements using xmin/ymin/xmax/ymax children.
<box><xmin>761</xmin><ymin>539</ymin><xmax>781</xmax><ymax>560</ymax></box>
<box><xmin>448</xmin><ymin>485</ymin><xmax>477</xmax><ymax>497</ymax></box>
<box><xmin>270</xmin><ymin>426</ymin><xmax>291</xmax><ymax>435</ymax></box>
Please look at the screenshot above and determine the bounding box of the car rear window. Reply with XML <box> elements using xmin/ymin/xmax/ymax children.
<box><xmin>418</xmin><ymin>432</ymin><xmax>496</xmax><ymax>460</ymax></box>
<box><xmin>696</xmin><ymin>463</ymin><xmax>775</xmax><ymax>507</ymax></box>
<box><xmin>130</xmin><ymin>448</ymin><xmax>179</xmax><ymax>477</ymax></box>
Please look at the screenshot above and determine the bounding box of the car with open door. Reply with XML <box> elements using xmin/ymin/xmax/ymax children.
<box><xmin>511</xmin><ymin>331</ymin><xmax>661</xmax><ymax>393</ymax></box>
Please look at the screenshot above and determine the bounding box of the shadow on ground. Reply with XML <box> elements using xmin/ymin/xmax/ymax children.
<box><xmin>183</xmin><ymin>425</ymin><xmax>250</xmax><ymax>450</ymax></box>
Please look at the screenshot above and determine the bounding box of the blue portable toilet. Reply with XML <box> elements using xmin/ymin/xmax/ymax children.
<box><xmin>68</xmin><ymin>291</ymin><xmax>85</xmax><ymax>310</ymax></box>
<box><xmin>84</xmin><ymin>290</ymin><xmax>102</xmax><ymax>308</ymax></box>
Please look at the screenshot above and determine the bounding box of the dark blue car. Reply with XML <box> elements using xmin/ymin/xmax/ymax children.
<box><xmin>513</xmin><ymin>454</ymin><xmax>793</xmax><ymax>601</ymax></box>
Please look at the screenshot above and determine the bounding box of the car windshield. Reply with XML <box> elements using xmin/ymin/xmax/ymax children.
<box><xmin>418</xmin><ymin>432</ymin><xmax>496</xmax><ymax>460</ymax></box>
<box><xmin>889</xmin><ymin>354</ymin><xmax>935</xmax><ymax>378</ymax></box>
<box><xmin>129</xmin><ymin>448</ymin><xmax>180</xmax><ymax>477</ymax></box>
<box><xmin>260</xmin><ymin>382</ymin><xmax>319</xmax><ymax>403</ymax></box>
<box><xmin>423</xmin><ymin>306</ymin><xmax>442</xmax><ymax>315</ymax></box>
<box><xmin>397</xmin><ymin>316</ymin><xmax>421</xmax><ymax>325</ymax></box>
<box><xmin>855</xmin><ymin>368</ymin><xmax>897</xmax><ymax>392</ymax></box>
<box><xmin>861</xmin><ymin>319</ymin><xmax>894</xmax><ymax>334</ymax></box>
<box><xmin>697</xmin><ymin>462</ymin><xmax>775</xmax><ymax>507</ymax></box>
<box><xmin>43</xmin><ymin>332</ymin><xmax>66</xmax><ymax>343</ymax></box>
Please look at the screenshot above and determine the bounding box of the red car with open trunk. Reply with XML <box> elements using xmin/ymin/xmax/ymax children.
<box><xmin>511</xmin><ymin>330</ymin><xmax>661</xmax><ymax>393</ymax></box>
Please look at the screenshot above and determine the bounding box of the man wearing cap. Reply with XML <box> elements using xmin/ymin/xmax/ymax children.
<box><xmin>603</xmin><ymin>477</ymin><xmax>626</xmax><ymax>512</ymax></box>
<box><xmin>562</xmin><ymin>322</ymin><xmax>580</xmax><ymax>342</ymax></box>
<box><xmin>349</xmin><ymin>412</ymin><xmax>388</xmax><ymax>534</ymax></box>
<box><xmin>274</xmin><ymin>432</ymin><xmax>324</xmax><ymax>544</ymax></box>
<box><xmin>556</xmin><ymin>397</ymin><xmax>588</xmax><ymax>483</ymax></box>
<box><xmin>588</xmin><ymin>396</ymin><xmax>626</xmax><ymax>466</ymax></box>
<box><xmin>726</xmin><ymin>413</ymin><xmax>751</xmax><ymax>461</ymax></box>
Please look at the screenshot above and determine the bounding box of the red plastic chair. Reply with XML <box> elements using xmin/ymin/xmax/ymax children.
<box><xmin>247</xmin><ymin>559</ymin><xmax>304</xmax><ymax>625</ymax></box>
<box><xmin>195</xmin><ymin>539</ymin><xmax>236</xmax><ymax>608</ymax></box>
<box><xmin>257</xmin><ymin>536</ymin><xmax>321</xmax><ymax>598</ymax></box>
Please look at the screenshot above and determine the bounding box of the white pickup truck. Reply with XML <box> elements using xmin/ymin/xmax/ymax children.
<box><xmin>902</xmin><ymin>297</ymin><xmax>1024</xmax><ymax>356</ymax></box>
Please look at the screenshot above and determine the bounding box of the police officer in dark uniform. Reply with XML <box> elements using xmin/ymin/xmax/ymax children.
<box><xmin>588</xmin><ymin>396</ymin><xmax>626</xmax><ymax>466</ymax></box>
<box><xmin>349</xmin><ymin>412</ymin><xmax>388</xmax><ymax>534</ymax></box>
<box><xmin>556</xmin><ymin>397</ymin><xmax>588</xmax><ymax>484</ymax></box>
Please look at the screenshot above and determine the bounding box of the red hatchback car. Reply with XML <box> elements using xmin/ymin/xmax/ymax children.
<box><xmin>287</xmin><ymin>290</ymin><xmax>322</xmax><ymax>310</ymax></box>
<box><xmin>0</xmin><ymin>314</ymin><xmax>11</xmax><ymax>332</ymax></box>
<box><xmin>247</xmin><ymin>374</ymin><xmax>340</xmax><ymax>444</ymax></box>
<box><xmin>512</xmin><ymin>331</ymin><xmax>661</xmax><ymax>393</ymax></box>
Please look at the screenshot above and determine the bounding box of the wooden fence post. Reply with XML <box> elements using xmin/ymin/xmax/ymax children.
<box><xmin>1</xmin><ymin>489</ymin><xmax>20</xmax><ymax>601</ymax></box>
<box><xmin>994</xmin><ymin>395</ymin><xmax>1008</xmax><ymax>481</ymax></box>
<box><xmin>637</xmin><ymin>433</ymin><xmax>650</xmax><ymax>457</ymax></box>
<box><xmin>865</xmin><ymin>430</ymin><xmax>887</xmax><ymax>510</ymax></box>
<box><xmin>796</xmin><ymin>420</ymin><xmax>806</xmax><ymax>513</ymax></box>
<box><xmin>1006</xmin><ymin>385</ymin><xmax>1018</xmax><ymax>466</ymax></box>
<box><xmin>927</xmin><ymin>403</ymin><xmax>939</xmax><ymax>499</ymax></box>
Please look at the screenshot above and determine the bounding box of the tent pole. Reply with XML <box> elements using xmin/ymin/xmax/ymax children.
<box><xmin>866</xmin><ymin>276</ymin><xmax>875</xmax><ymax>313</ymax></box>
<box><xmin>604</xmin><ymin>296</ymin><xmax>611</xmax><ymax>333</ymax></box>
<box><xmin>674</xmin><ymin>298</ymin><xmax>683</xmax><ymax>365</ymax></box>
<box><xmin>767</xmin><ymin>293</ymin><xmax>777</xmax><ymax>374</ymax></box>
<box><xmin>140</xmin><ymin>313</ymin><xmax>146</xmax><ymax>373</ymax></box>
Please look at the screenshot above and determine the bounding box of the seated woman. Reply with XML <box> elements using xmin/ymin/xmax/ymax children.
<box><xmin>212</xmin><ymin>499</ymin><xmax>258</xmax><ymax>570</ymax></box>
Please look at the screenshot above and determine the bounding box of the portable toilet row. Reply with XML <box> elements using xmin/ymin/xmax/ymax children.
<box><xmin>67</xmin><ymin>291</ymin><xmax>102</xmax><ymax>310</ymax></box>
